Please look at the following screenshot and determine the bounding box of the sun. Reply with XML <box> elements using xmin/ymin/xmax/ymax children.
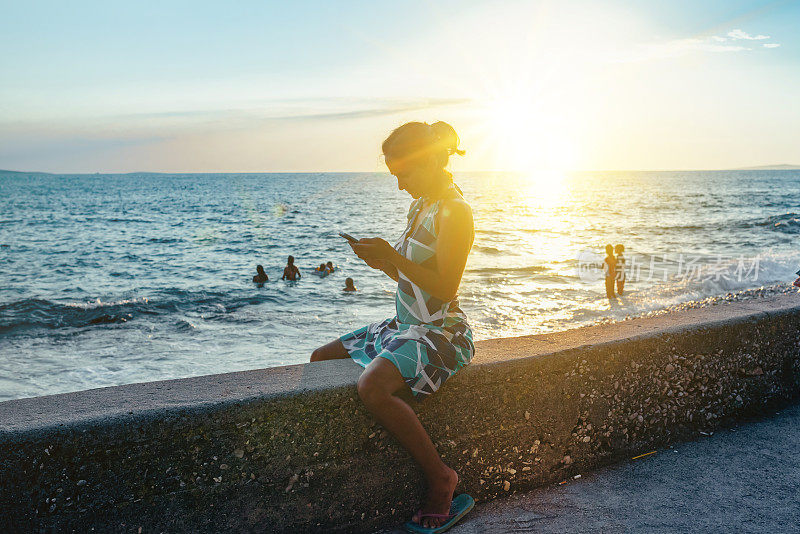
<box><xmin>478</xmin><ymin>93</ymin><xmax>578</xmax><ymax>175</ymax></box>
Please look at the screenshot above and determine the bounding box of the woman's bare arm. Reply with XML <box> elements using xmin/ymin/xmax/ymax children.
<box><xmin>360</xmin><ymin>256</ymin><xmax>400</xmax><ymax>282</ymax></box>
<box><xmin>379</xmin><ymin>261</ymin><xmax>400</xmax><ymax>282</ymax></box>
<box><xmin>392</xmin><ymin>199</ymin><xmax>473</xmax><ymax>301</ymax></box>
<box><xmin>350</xmin><ymin>199</ymin><xmax>473</xmax><ymax>302</ymax></box>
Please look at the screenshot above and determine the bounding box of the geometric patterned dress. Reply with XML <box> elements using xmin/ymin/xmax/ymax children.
<box><xmin>339</xmin><ymin>184</ymin><xmax>475</xmax><ymax>399</ymax></box>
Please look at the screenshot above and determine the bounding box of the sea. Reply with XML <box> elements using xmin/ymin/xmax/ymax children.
<box><xmin>1</xmin><ymin>170</ymin><xmax>798</xmax><ymax>401</ymax></box>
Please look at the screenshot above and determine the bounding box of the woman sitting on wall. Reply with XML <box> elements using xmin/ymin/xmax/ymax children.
<box><xmin>310</xmin><ymin>121</ymin><xmax>475</xmax><ymax>531</ymax></box>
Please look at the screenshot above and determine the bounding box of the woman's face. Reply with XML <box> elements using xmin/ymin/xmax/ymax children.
<box><xmin>385</xmin><ymin>153</ymin><xmax>434</xmax><ymax>199</ymax></box>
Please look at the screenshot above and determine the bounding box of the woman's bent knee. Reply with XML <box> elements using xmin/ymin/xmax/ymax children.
<box><xmin>310</xmin><ymin>339</ymin><xmax>348</xmax><ymax>362</ymax></box>
<box><xmin>310</xmin><ymin>348</ymin><xmax>324</xmax><ymax>362</ymax></box>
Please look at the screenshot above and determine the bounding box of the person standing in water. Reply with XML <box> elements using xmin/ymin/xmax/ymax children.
<box><xmin>603</xmin><ymin>244</ymin><xmax>617</xmax><ymax>300</ymax></box>
<box><xmin>614</xmin><ymin>244</ymin><xmax>626</xmax><ymax>295</ymax></box>
<box><xmin>310</xmin><ymin>121</ymin><xmax>475</xmax><ymax>531</ymax></box>
<box><xmin>282</xmin><ymin>255</ymin><xmax>301</xmax><ymax>281</ymax></box>
<box><xmin>252</xmin><ymin>265</ymin><xmax>268</xmax><ymax>284</ymax></box>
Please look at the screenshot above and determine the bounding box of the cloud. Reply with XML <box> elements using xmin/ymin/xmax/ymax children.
<box><xmin>616</xmin><ymin>28</ymin><xmax>779</xmax><ymax>62</ymax></box>
<box><xmin>692</xmin><ymin>41</ymin><xmax>751</xmax><ymax>53</ymax></box>
<box><xmin>620</xmin><ymin>38</ymin><xmax>749</xmax><ymax>61</ymax></box>
<box><xmin>0</xmin><ymin>96</ymin><xmax>474</xmax><ymax>172</ymax></box>
<box><xmin>727</xmin><ymin>29</ymin><xmax>770</xmax><ymax>40</ymax></box>
<box><xmin>0</xmin><ymin>97</ymin><xmax>471</xmax><ymax>137</ymax></box>
<box><xmin>271</xmin><ymin>98</ymin><xmax>471</xmax><ymax>122</ymax></box>
<box><xmin>109</xmin><ymin>97</ymin><xmax>470</xmax><ymax>124</ymax></box>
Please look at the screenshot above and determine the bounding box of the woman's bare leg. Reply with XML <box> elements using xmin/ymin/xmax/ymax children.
<box><xmin>357</xmin><ymin>357</ymin><xmax>457</xmax><ymax>529</ymax></box>
<box><xmin>310</xmin><ymin>339</ymin><xmax>349</xmax><ymax>362</ymax></box>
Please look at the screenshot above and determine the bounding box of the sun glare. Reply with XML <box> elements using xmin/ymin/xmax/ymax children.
<box><xmin>477</xmin><ymin>92</ymin><xmax>579</xmax><ymax>175</ymax></box>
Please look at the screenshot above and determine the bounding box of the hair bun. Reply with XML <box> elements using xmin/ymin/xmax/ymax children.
<box><xmin>430</xmin><ymin>121</ymin><xmax>465</xmax><ymax>156</ymax></box>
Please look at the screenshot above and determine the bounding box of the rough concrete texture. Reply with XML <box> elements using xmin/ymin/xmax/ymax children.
<box><xmin>380</xmin><ymin>401</ymin><xmax>800</xmax><ymax>533</ymax></box>
<box><xmin>0</xmin><ymin>293</ymin><xmax>798</xmax><ymax>533</ymax></box>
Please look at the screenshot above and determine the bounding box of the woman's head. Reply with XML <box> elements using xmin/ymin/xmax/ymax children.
<box><xmin>382</xmin><ymin>121</ymin><xmax>464</xmax><ymax>198</ymax></box>
<box><xmin>345</xmin><ymin>277</ymin><xmax>355</xmax><ymax>289</ymax></box>
<box><xmin>614</xmin><ymin>244</ymin><xmax>625</xmax><ymax>254</ymax></box>
<box><xmin>287</xmin><ymin>255</ymin><xmax>294</xmax><ymax>265</ymax></box>
<box><xmin>256</xmin><ymin>265</ymin><xmax>265</xmax><ymax>275</ymax></box>
<box><xmin>606</xmin><ymin>244</ymin><xmax>614</xmax><ymax>255</ymax></box>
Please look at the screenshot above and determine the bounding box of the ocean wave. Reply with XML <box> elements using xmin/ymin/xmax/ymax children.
<box><xmin>473</xmin><ymin>245</ymin><xmax>505</xmax><ymax>255</ymax></box>
<box><xmin>604</xmin><ymin>252</ymin><xmax>800</xmax><ymax>317</ymax></box>
<box><xmin>728</xmin><ymin>212</ymin><xmax>800</xmax><ymax>233</ymax></box>
<box><xmin>106</xmin><ymin>217</ymin><xmax>153</xmax><ymax>224</ymax></box>
<box><xmin>760</xmin><ymin>213</ymin><xmax>800</xmax><ymax>233</ymax></box>
<box><xmin>0</xmin><ymin>290</ymin><xmax>282</xmax><ymax>335</ymax></box>
<box><xmin>0</xmin><ymin>299</ymin><xmax>132</xmax><ymax>332</ymax></box>
<box><xmin>622</xmin><ymin>213</ymin><xmax>800</xmax><ymax>234</ymax></box>
<box><xmin>147</xmin><ymin>237</ymin><xmax>184</xmax><ymax>244</ymax></box>
<box><xmin>175</xmin><ymin>319</ymin><xmax>198</xmax><ymax>331</ymax></box>
<box><xmin>468</xmin><ymin>265</ymin><xmax>549</xmax><ymax>276</ymax></box>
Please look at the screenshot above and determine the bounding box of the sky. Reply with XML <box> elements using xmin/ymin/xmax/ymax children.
<box><xmin>1</xmin><ymin>0</ymin><xmax>799</xmax><ymax>173</ymax></box>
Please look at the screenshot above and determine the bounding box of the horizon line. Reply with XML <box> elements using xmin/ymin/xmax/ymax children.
<box><xmin>3</xmin><ymin>165</ymin><xmax>800</xmax><ymax>175</ymax></box>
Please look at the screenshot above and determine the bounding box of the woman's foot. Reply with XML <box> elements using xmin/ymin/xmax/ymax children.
<box><xmin>412</xmin><ymin>466</ymin><xmax>459</xmax><ymax>528</ymax></box>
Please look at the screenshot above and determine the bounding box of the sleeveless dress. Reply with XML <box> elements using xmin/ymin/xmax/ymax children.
<box><xmin>339</xmin><ymin>185</ymin><xmax>474</xmax><ymax>399</ymax></box>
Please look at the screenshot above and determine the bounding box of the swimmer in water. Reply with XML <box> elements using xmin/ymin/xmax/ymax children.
<box><xmin>252</xmin><ymin>265</ymin><xmax>268</xmax><ymax>284</ymax></box>
<box><xmin>282</xmin><ymin>255</ymin><xmax>301</xmax><ymax>281</ymax></box>
<box><xmin>315</xmin><ymin>263</ymin><xmax>329</xmax><ymax>277</ymax></box>
<box><xmin>343</xmin><ymin>277</ymin><xmax>356</xmax><ymax>292</ymax></box>
<box><xmin>793</xmin><ymin>268</ymin><xmax>800</xmax><ymax>288</ymax></box>
<box><xmin>326</xmin><ymin>261</ymin><xmax>335</xmax><ymax>274</ymax></box>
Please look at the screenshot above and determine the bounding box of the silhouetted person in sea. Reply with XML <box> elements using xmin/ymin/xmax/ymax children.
<box><xmin>614</xmin><ymin>244</ymin><xmax>626</xmax><ymax>295</ymax></box>
<box><xmin>343</xmin><ymin>277</ymin><xmax>356</xmax><ymax>292</ymax></box>
<box><xmin>326</xmin><ymin>261</ymin><xmax>335</xmax><ymax>274</ymax></box>
<box><xmin>282</xmin><ymin>255</ymin><xmax>301</xmax><ymax>281</ymax></box>
<box><xmin>794</xmin><ymin>267</ymin><xmax>800</xmax><ymax>288</ymax></box>
<box><xmin>603</xmin><ymin>244</ymin><xmax>617</xmax><ymax>300</ymax></box>
<box><xmin>252</xmin><ymin>265</ymin><xmax>268</xmax><ymax>284</ymax></box>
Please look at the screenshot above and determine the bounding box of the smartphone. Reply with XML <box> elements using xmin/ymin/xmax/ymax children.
<box><xmin>339</xmin><ymin>232</ymin><xmax>358</xmax><ymax>243</ymax></box>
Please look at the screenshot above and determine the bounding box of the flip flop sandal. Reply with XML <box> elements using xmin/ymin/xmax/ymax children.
<box><xmin>403</xmin><ymin>494</ymin><xmax>475</xmax><ymax>533</ymax></box>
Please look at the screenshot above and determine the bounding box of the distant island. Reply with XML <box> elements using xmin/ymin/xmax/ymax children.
<box><xmin>0</xmin><ymin>169</ymin><xmax>54</xmax><ymax>176</ymax></box>
<box><xmin>735</xmin><ymin>164</ymin><xmax>800</xmax><ymax>170</ymax></box>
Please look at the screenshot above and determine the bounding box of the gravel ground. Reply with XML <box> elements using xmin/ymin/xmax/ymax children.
<box><xmin>382</xmin><ymin>400</ymin><xmax>800</xmax><ymax>533</ymax></box>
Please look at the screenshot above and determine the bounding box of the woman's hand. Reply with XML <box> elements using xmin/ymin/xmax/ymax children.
<box><xmin>349</xmin><ymin>238</ymin><xmax>396</xmax><ymax>267</ymax></box>
<box><xmin>349</xmin><ymin>238</ymin><xmax>400</xmax><ymax>281</ymax></box>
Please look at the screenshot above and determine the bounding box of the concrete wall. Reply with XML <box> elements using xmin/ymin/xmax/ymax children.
<box><xmin>1</xmin><ymin>293</ymin><xmax>798</xmax><ymax>533</ymax></box>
